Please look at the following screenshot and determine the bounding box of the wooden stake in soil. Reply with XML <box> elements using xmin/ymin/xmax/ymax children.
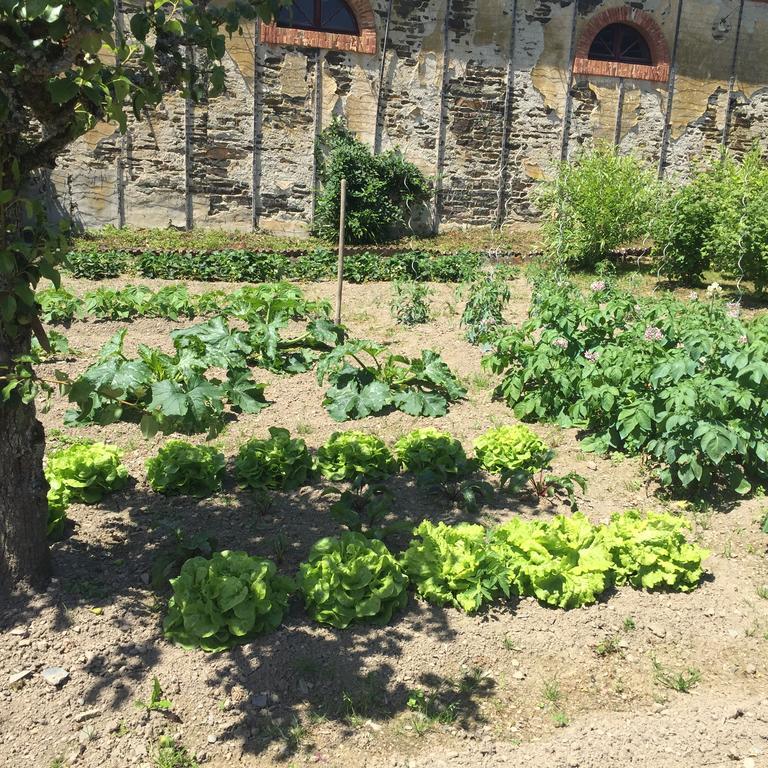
<box><xmin>334</xmin><ymin>177</ymin><xmax>347</xmax><ymax>325</ymax></box>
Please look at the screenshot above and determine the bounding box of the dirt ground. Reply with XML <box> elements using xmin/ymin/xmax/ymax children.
<box><xmin>2</xmin><ymin>275</ymin><xmax>768</xmax><ymax>768</ymax></box>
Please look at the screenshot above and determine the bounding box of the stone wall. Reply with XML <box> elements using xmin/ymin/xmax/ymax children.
<box><xmin>50</xmin><ymin>0</ymin><xmax>768</xmax><ymax>235</ymax></box>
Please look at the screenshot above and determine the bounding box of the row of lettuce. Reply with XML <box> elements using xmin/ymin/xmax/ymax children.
<box><xmin>43</xmin><ymin>425</ymin><xmax>560</xmax><ymax>537</ymax></box>
<box><xmin>163</xmin><ymin>509</ymin><xmax>708</xmax><ymax>652</ymax></box>
<box><xmin>61</xmin><ymin>246</ymin><xmax>486</xmax><ymax>284</ymax></box>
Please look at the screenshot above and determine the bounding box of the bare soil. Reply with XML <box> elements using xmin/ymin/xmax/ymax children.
<box><xmin>2</xmin><ymin>276</ymin><xmax>767</xmax><ymax>768</ymax></box>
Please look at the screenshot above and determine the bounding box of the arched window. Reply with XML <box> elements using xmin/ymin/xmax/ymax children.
<box><xmin>261</xmin><ymin>0</ymin><xmax>376</xmax><ymax>54</ymax></box>
<box><xmin>573</xmin><ymin>8</ymin><xmax>670</xmax><ymax>83</ymax></box>
<box><xmin>588</xmin><ymin>23</ymin><xmax>652</xmax><ymax>66</ymax></box>
<box><xmin>277</xmin><ymin>0</ymin><xmax>359</xmax><ymax>36</ymax></box>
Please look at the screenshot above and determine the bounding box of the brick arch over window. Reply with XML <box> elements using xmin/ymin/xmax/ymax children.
<box><xmin>261</xmin><ymin>0</ymin><xmax>376</xmax><ymax>54</ymax></box>
<box><xmin>573</xmin><ymin>7</ymin><xmax>670</xmax><ymax>83</ymax></box>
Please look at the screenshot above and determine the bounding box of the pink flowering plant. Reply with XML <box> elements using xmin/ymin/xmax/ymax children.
<box><xmin>484</xmin><ymin>272</ymin><xmax>768</xmax><ymax>496</ymax></box>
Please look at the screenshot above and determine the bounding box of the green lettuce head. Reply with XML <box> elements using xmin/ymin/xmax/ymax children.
<box><xmin>45</xmin><ymin>442</ymin><xmax>129</xmax><ymax>538</ymax></box>
<box><xmin>602</xmin><ymin>509</ymin><xmax>709</xmax><ymax>592</ymax></box>
<box><xmin>235</xmin><ymin>427</ymin><xmax>315</xmax><ymax>491</ymax></box>
<box><xmin>491</xmin><ymin>512</ymin><xmax>613</xmax><ymax>609</ymax></box>
<box><xmin>316</xmin><ymin>431</ymin><xmax>397</xmax><ymax>482</ymax></box>
<box><xmin>146</xmin><ymin>440</ymin><xmax>225</xmax><ymax>497</ymax></box>
<box><xmin>298</xmin><ymin>532</ymin><xmax>408</xmax><ymax>628</ymax></box>
<box><xmin>394</xmin><ymin>427</ymin><xmax>472</xmax><ymax>484</ymax></box>
<box><xmin>474</xmin><ymin>425</ymin><xmax>551</xmax><ymax>481</ymax></box>
<box><xmin>164</xmin><ymin>550</ymin><xmax>293</xmax><ymax>652</ymax></box>
<box><xmin>402</xmin><ymin>521</ymin><xmax>505</xmax><ymax>613</ymax></box>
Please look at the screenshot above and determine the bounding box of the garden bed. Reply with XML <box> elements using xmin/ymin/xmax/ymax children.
<box><xmin>1</xmin><ymin>275</ymin><xmax>767</xmax><ymax>768</ymax></box>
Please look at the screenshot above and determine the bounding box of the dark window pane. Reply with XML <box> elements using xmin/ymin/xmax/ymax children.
<box><xmin>320</xmin><ymin>0</ymin><xmax>359</xmax><ymax>33</ymax></box>
<box><xmin>277</xmin><ymin>0</ymin><xmax>359</xmax><ymax>35</ymax></box>
<box><xmin>588</xmin><ymin>23</ymin><xmax>652</xmax><ymax>66</ymax></box>
<box><xmin>277</xmin><ymin>0</ymin><xmax>315</xmax><ymax>29</ymax></box>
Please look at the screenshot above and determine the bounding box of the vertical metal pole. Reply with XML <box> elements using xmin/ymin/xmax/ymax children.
<box><xmin>374</xmin><ymin>0</ymin><xmax>395</xmax><ymax>154</ymax></box>
<box><xmin>495</xmin><ymin>0</ymin><xmax>518</xmax><ymax>229</ymax></box>
<box><xmin>433</xmin><ymin>0</ymin><xmax>451</xmax><ymax>234</ymax></box>
<box><xmin>114</xmin><ymin>0</ymin><xmax>126</xmax><ymax>227</ymax></box>
<box><xmin>559</xmin><ymin>0</ymin><xmax>579</xmax><ymax>162</ymax></box>
<box><xmin>252</xmin><ymin>19</ymin><xmax>263</xmax><ymax>230</ymax></box>
<box><xmin>311</xmin><ymin>50</ymin><xmax>324</xmax><ymax>224</ymax></box>
<box><xmin>658</xmin><ymin>0</ymin><xmax>685</xmax><ymax>179</ymax></box>
<box><xmin>334</xmin><ymin>178</ymin><xmax>347</xmax><ymax>326</ymax></box>
<box><xmin>722</xmin><ymin>0</ymin><xmax>746</xmax><ymax>152</ymax></box>
<box><xmin>613</xmin><ymin>77</ymin><xmax>626</xmax><ymax>149</ymax></box>
<box><xmin>184</xmin><ymin>45</ymin><xmax>195</xmax><ymax>230</ymax></box>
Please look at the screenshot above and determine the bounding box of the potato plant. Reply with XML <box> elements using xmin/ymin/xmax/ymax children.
<box><xmin>484</xmin><ymin>274</ymin><xmax>768</xmax><ymax>495</ymax></box>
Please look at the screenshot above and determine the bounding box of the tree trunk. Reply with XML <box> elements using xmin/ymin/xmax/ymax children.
<box><xmin>0</xmin><ymin>150</ymin><xmax>51</xmax><ymax>595</ymax></box>
<box><xmin>0</xmin><ymin>388</ymin><xmax>50</xmax><ymax>594</ymax></box>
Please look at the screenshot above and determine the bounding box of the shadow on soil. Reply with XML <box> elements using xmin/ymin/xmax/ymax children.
<box><xmin>0</xmin><ymin>472</ymin><xmax>543</xmax><ymax>757</ymax></box>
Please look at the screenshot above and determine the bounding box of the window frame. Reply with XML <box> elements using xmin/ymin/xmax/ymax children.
<box><xmin>276</xmin><ymin>0</ymin><xmax>360</xmax><ymax>36</ymax></box>
<box><xmin>260</xmin><ymin>0</ymin><xmax>376</xmax><ymax>54</ymax></box>
<box><xmin>573</xmin><ymin>7</ymin><xmax>670</xmax><ymax>83</ymax></box>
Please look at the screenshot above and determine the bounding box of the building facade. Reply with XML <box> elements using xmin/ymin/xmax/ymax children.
<box><xmin>50</xmin><ymin>0</ymin><xmax>768</xmax><ymax>235</ymax></box>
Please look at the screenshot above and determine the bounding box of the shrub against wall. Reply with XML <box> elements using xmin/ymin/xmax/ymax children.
<box><xmin>654</xmin><ymin>149</ymin><xmax>768</xmax><ymax>290</ymax></box>
<box><xmin>538</xmin><ymin>144</ymin><xmax>660</xmax><ymax>269</ymax></box>
<box><xmin>313</xmin><ymin>119</ymin><xmax>432</xmax><ymax>245</ymax></box>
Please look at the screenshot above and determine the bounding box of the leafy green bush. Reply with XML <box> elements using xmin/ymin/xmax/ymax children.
<box><xmin>316</xmin><ymin>431</ymin><xmax>397</xmax><ymax>482</ymax></box>
<box><xmin>64</xmin><ymin>248</ymin><xmax>133</xmax><ymax>278</ymax></box>
<box><xmin>317</xmin><ymin>340</ymin><xmax>466</xmax><ymax>420</ymax></box>
<box><xmin>83</xmin><ymin>285</ymin><xmax>154</xmax><ymax>320</ymax></box>
<box><xmin>64</xmin><ymin>327</ymin><xmax>268</xmax><ymax>437</ymax></box>
<box><xmin>45</xmin><ymin>442</ymin><xmax>129</xmax><ymax>537</ymax></box>
<box><xmin>235</xmin><ymin>428</ymin><xmax>315</xmax><ymax>491</ymax></box>
<box><xmin>474</xmin><ymin>426</ymin><xmax>550</xmax><ymax>482</ymax></box>
<box><xmin>422</xmin><ymin>250</ymin><xmax>483</xmax><ymax>283</ymax></box>
<box><xmin>298</xmin><ymin>532</ymin><xmax>408</xmax><ymax>628</ymax></box>
<box><xmin>394</xmin><ymin>427</ymin><xmax>472</xmax><ymax>484</ymax></box>
<box><xmin>146</xmin><ymin>440</ymin><xmax>226</xmax><ymax>497</ymax></box>
<box><xmin>390</xmin><ymin>281</ymin><xmax>431</xmax><ymax>326</ymax></box>
<box><xmin>459</xmin><ymin>271</ymin><xmax>511</xmax><ymax>344</ymax></box>
<box><xmin>491</xmin><ymin>513</ymin><xmax>613</xmax><ymax>609</ymax></box>
<box><xmin>484</xmin><ymin>275</ymin><xmax>768</xmax><ymax>495</ymax></box>
<box><xmin>292</xmin><ymin>248</ymin><xmax>338</xmax><ymax>282</ymax></box>
<box><xmin>163</xmin><ymin>550</ymin><xmax>293</xmax><ymax>652</ymax></box>
<box><xmin>602</xmin><ymin>510</ymin><xmax>709</xmax><ymax>591</ymax></box>
<box><xmin>402</xmin><ymin>521</ymin><xmax>505</xmax><ymax>613</ymax></box>
<box><xmin>137</xmin><ymin>249</ymin><xmax>290</xmax><ymax>282</ymax></box>
<box><xmin>313</xmin><ymin>119</ymin><xmax>432</xmax><ymax>244</ymax></box>
<box><xmin>538</xmin><ymin>144</ymin><xmax>660</xmax><ymax>269</ymax></box>
<box><xmin>37</xmin><ymin>288</ymin><xmax>79</xmax><ymax>324</ymax></box>
<box><xmin>654</xmin><ymin>149</ymin><xmax>768</xmax><ymax>290</ymax></box>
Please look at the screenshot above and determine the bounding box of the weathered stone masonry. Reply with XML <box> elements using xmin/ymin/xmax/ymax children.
<box><xmin>50</xmin><ymin>0</ymin><xmax>768</xmax><ymax>235</ymax></box>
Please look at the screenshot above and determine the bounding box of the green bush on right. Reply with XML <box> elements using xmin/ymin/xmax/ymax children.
<box><xmin>538</xmin><ymin>144</ymin><xmax>660</xmax><ymax>269</ymax></box>
<box><xmin>653</xmin><ymin>148</ymin><xmax>768</xmax><ymax>290</ymax></box>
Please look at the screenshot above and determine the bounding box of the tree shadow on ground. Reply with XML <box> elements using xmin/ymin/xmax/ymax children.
<box><xmin>0</xmin><ymin>466</ymin><xmax>558</xmax><ymax>758</ymax></box>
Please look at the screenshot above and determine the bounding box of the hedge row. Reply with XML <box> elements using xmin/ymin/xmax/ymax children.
<box><xmin>63</xmin><ymin>247</ymin><xmax>487</xmax><ymax>283</ymax></box>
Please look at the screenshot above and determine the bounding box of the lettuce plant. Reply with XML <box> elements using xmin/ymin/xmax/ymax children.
<box><xmin>316</xmin><ymin>431</ymin><xmax>397</xmax><ymax>482</ymax></box>
<box><xmin>146</xmin><ymin>440</ymin><xmax>225</xmax><ymax>497</ymax></box>
<box><xmin>491</xmin><ymin>513</ymin><xmax>613</xmax><ymax>609</ymax></box>
<box><xmin>401</xmin><ymin>521</ymin><xmax>505</xmax><ymax>613</ymax></box>
<box><xmin>394</xmin><ymin>427</ymin><xmax>472</xmax><ymax>484</ymax></box>
<box><xmin>164</xmin><ymin>550</ymin><xmax>293</xmax><ymax>652</ymax></box>
<box><xmin>45</xmin><ymin>441</ymin><xmax>128</xmax><ymax>514</ymax></box>
<box><xmin>298</xmin><ymin>533</ymin><xmax>408</xmax><ymax>628</ymax></box>
<box><xmin>235</xmin><ymin>427</ymin><xmax>315</xmax><ymax>491</ymax></box>
<box><xmin>602</xmin><ymin>510</ymin><xmax>709</xmax><ymax>592</ymax></box>
<box><xmin>474</xmin><ymin>425</ymin><xmax>550</xmax><ymax>482</ymax></box>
